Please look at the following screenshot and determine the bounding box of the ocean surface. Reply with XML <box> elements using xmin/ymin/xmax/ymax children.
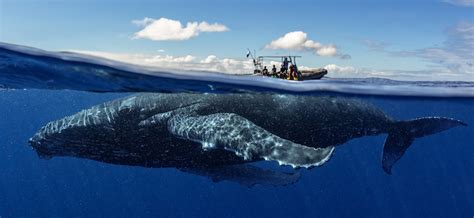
<box><xmin>0</xmin><ymin>43</ymin><xmax>473</xmax><ymax>217</ymax></box>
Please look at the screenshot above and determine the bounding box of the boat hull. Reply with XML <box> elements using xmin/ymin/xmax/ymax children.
<box><xmin>299</xmin><ymin>68</ymin><xmax>327</xmax><ymax>80</ymax></box>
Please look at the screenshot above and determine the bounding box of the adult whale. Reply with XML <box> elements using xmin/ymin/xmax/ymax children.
<box><xmin>29</xmin><ymin>93</ymin><xmax>466</xmax><ymax>181</ymax></box>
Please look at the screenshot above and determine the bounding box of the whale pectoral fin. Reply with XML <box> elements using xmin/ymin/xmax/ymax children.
<box><xmin>267</xmin><ymin>145</ymin><xmax>335</xmax><ymax>169</ymax></box>
<box><xmin>168</xmin><ymin>112</ymin><xmax>334</xmax><ymax>168</ymax></box>
<box><xmin>180</xmin><ymin>164</ymin><xmax>301</xmax><ymax>187</ymax></box>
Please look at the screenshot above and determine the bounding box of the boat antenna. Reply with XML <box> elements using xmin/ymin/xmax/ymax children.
<box><xmin>246</xmin><ymin>48</ymin><xmax>256</xmax><ymax>60</ymax></box>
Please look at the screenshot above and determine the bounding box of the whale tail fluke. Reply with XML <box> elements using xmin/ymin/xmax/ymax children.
<box><xmin>382</xmin><ymin>117</ymin><xmax>467</xmax><ymax>174</ymax></box>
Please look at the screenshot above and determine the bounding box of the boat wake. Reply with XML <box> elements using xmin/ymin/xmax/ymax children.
<box><xmin>1</xmin><ymin>42</ymin><xmax>473</xmax><ymax>97</ymax></box>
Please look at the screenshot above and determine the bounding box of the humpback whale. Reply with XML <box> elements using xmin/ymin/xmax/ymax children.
<box><xmin>29</xmin><ymin>93</ymin><xmax>466</xmax><ymax>185</ymax></box>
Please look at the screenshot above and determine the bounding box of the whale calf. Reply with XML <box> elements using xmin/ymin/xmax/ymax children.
<box><xmin>29</xmin><ymin>93</ymin><xmax>466</xmax><ymax>185</ymax></box>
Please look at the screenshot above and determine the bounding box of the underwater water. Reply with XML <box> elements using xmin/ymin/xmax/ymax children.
<box><xmin>1</xmin><ymin>90</ymin><xmax>473</xmax><ymax>217</ymax></box>
<box><xmin>0</xmin><ymin>43</ymin><xmax>473</xmax><ymax>217</ymax></box>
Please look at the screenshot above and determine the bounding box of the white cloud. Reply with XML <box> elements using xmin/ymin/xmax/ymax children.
<box><xmin>323</xmin><ymin>64</ymin><xmax>357</xmax><ymax>74</ymax></box>
<box><xmin>362</xmin><ymin>22</ymin><xmax>474</xmax><ymax>81</ymax></box>
<box><xmin>318</xmin><ymin>64</ymin><xmax>473</xmax><ymax>81</ymax></box>
<box><xmin>132</xmin><ymin>17</ymin><xmax>229</xmax><ymax>41</ymax></box>
<box><xmin>73</xmin><ymin>51</ymin><xmax>254</xmax><ymax>74</ymax></box>
<box><xmin>444</xmin><ymin>0</ymin><xmax>474</xmax><ymax>7</ymax></box>
<box><xmin>132</xmin><ymin>17</ymin><xmax>155</xmax><ymax>27</ymax></box>
<box><xmin>265</xmin><ymin>31</ymin><xmax>341</xmax><ymax>57</ymax></box>
<box><xmin>316</xmin><ymin>46</ymin><xmax>338</xmax><ymax>56</ymax></box>
<box><xmin>72</xmin><ymin>49</ymin><xmax>472</xmax><ymax>81</ymax></box>
<box><xmin>145</xmin><ymin>54</ymin><xmax>196</xmax><ymax>63</ymax></box>
<box><xmin>196</xmin><ymin>22</ymin><xmax>229</xmax><ymax>32</ymax></box>
<box><xmin>200</xmin><ymin>55</ymin><xmax>218</xmax><ymax>64</ymax></box>
<box><xmin>401</xmin><ymin>22</ymin><xmax>474</xmax><ymax>78</ymax></box>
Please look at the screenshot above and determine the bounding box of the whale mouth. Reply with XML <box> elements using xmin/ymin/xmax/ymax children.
<box><xmin>28</xmin><ymin>138</ymin><xmax>54</xmax><ymax>160</ymax></box>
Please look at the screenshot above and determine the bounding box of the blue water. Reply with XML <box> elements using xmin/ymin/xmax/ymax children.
<box><xmin>1</xmin><ymin>92</ymin><xmax>473</xmax><ymax>217</ymax></box>
<box><xmin>0</xmin><ymin>43</ymin><xmax>473</xmax><ymax>217</ymax></box>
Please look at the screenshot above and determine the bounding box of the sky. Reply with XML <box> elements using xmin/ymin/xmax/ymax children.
<box><xmin>0</xmin><ymin>0</ymin><xmax>473</xmax><ymax>81</ymax></box>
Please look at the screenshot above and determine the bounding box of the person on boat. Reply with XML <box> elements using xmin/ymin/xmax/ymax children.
<box><xmin>280</xmin><ymin>69</ymin><xmax>287</xmax><ymax>79</ymax></box>
<box><xmin>271</xmin><ymin>65</ymin><xmax>277</xmax><ymax>77</ymax></box>
<box><xmin>289</xmin><ymin>64</ymin><xmax>295</xmax><ymax>80</ymax></box>
<box><xmin>294</xmin><ymin>64</ymin><xmax>300</xmax><ymax>80</ymax></box>
<box><xmin>262</xmin><ymin>66</ymin><xmax>269</xmax><ymax>76</ymax></box>
<box><xmin>282</xmin><ymin>57</ymin><xmax>289</xmax><ymax>73</ymax></box>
